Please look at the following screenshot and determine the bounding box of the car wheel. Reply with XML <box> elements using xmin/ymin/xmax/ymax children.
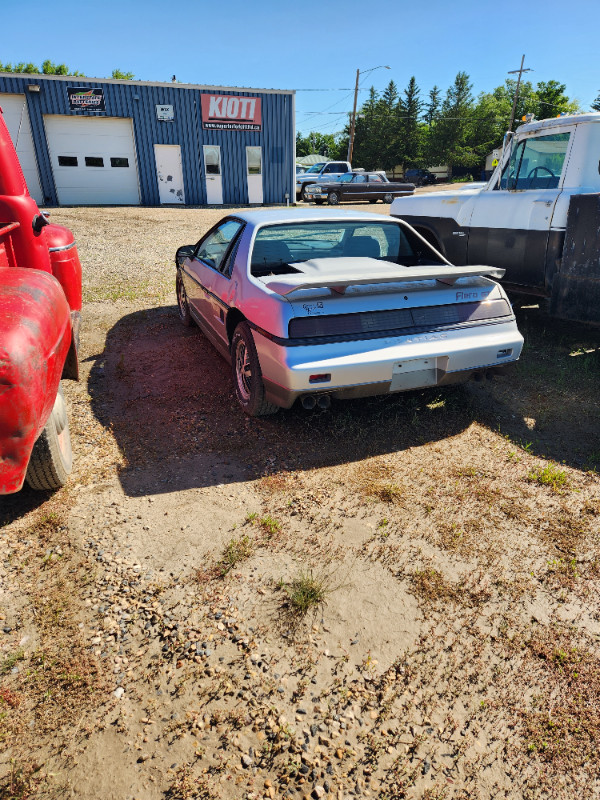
<box><xmin>328</xmin><ymin>192</ymin><xmax>340</xmax><ymax>206</ymax></box>
<box><xmin>176</xmin><ymin>271</ymin><xmax>193</xmax><ymax>326</ymax></box>
<box><xmin>26</xmin><ymin>383</ymin><xmax>73</xmax><ymax>491</ymax></box>
<box><xmin>231</xmin><ymin>322</ymin><xmax>279</xmax><ymax>417</ymax></box>
<box><xmin>383</xmin><ymin>193</ymin><xmax>393</xmax><ymax>203</ymax></box>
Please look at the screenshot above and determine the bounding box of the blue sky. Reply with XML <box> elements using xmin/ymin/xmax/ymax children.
<box><xmin>2</xmin><ymin>0</ymin><xmax>599</xmax><ymax>135</ymax></box>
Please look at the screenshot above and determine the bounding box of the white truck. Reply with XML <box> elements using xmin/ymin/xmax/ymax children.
<box><xmin>390</xmin><ymin>113</ymin><xmax>600</xmax><ymax>324</ymax></box>
<box><xmin>296</xmin><ymin>160</ymin><xmax>352</xmax><ymax>201</ymax></box>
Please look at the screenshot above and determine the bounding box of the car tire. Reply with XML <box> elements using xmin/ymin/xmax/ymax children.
<box><xmin>231</xmin><ymin>322</ymin><xmax>279</xmax><ymax>417</ymax></box>
<box><xmin>176</xmin><ymin>271</ymin><xmax>193</xmax><ymax>326</ymax></box>
<box><xmin>384</xmin><ymin>193</ymin><xmax>393</xmax><ymax>203</ymax></box>
<box><xmin>328</xmin><ymin>192</ymin><xmax>340</xmax><ymax>206</ymax></box>
<box><xmin>26</xmin><ymin>383</ymin><xmax>73</xmax><ymax>491</ymax></box>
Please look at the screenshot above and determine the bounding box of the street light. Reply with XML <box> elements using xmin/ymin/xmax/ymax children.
<box><xmin>347</xmin><ymin>65</ymin><xmax>391</xmax><ymax>163</ymax></box>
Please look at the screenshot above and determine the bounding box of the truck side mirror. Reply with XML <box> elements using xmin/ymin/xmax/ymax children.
<box><xmin>32</xmin><ymin>214</ymin><xmax>49</xmax><ymax>234</ymax></box>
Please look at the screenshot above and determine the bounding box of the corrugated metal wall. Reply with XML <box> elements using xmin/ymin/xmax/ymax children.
<box><xmin>0</xmin><ymin>74</ymin><xmax>295</xmax><ymax>206</ymax></box>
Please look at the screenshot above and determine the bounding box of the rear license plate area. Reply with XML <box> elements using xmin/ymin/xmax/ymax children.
<box><xmin>390</xmin><ymin>357</ymin><xmax>438</xmax><ymax>391</ymax></box>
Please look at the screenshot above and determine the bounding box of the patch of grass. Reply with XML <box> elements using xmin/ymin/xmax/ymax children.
<box><xmin>368</xmin><ymin>482</ymin><xmax>404</xmax><ymax>504</ymax></box>
<box><xmin>258</xmin><ymin>515</ymin><xmax>281</xmax><ymax>536</ymax></box>
<box><xmin>1</xmin><ymin>649</ymin><xmax>24</xmax><ymax>676</ymax></box>
<box><xmin>520</xmin><ymin>630</ymin><xmax>600</xmax><ymax>772</ymax></box>
<box><xmin>218</xmin><ymin>534</ymin><xmax>254</xmax><ymax>576</ymax></box>
<box><xmin>528</xmin><ymin>463</ymin><xmax>569</xmax><ymax>491</ymax></box>
<box><xmin>411</xmin><ymin>569</ymin><xmax>461</xmax><ymax>605</ymax></box>
<box><xmin>0</xmin><ymin>761</ymin><xmax>43</xmax><ymax>800</ymax></box>
<box><xmin>278</xmin><ymin>569</ymin><xmax>334</xmax><ymax>618</ymax></box>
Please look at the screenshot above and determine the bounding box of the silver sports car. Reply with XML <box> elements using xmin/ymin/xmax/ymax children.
<box><xmin>175</xmin><ymin>209</ymin><xmax>523</xmax><ymax>416</ymax></box>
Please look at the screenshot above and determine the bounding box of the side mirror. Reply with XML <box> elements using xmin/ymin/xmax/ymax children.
<box><xmin>32</xmin><ymin>214</ymin><xmax>49</xmax><ymax>234</ymax></box>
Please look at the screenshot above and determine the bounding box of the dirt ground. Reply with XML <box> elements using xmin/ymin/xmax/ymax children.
<box><xmin>1</xmin><ymin>199</ymin><xmax>599</xmax><ymax>800</ymax></box>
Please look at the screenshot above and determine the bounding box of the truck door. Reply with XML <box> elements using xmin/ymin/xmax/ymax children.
<box><xmin>467</xmin><ymin>129</ymin><xmax>573</xmax><ymax>289</ymax></box>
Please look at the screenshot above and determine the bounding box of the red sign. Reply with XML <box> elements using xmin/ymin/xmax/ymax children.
<box><xmin>200</xmin><ymin>94</ymin><xmax>262</xmax><ymax>131</ymax></box>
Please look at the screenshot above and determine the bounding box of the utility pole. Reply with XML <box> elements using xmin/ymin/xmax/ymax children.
<box><xmin>347</xmin><ymin>65</ymin><xmax>390</xmax><ymax>164</ymax></box>
<box><xmin>347</xmin><ymin>69</ymin><xmax>360</xmax><ymax>163</ymax></box>
<box><xmin>508</xmin><ymin>55</ymin><xmax>532</xmax><ymax>132</ymax></box>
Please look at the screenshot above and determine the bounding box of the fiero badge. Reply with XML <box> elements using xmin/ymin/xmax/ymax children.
<box><xmin>200</xmin><ymin>94</ymin><xmax>262</xmax><ymax>131</ymax></box>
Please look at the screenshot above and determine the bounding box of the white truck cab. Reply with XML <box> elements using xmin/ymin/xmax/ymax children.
<box><xmin>391</xmin><ymin>114</ymin><xmax>600</xmax><ymax>323</ymax></box>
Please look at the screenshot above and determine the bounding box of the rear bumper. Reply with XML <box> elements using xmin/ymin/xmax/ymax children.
<box><xmin>255</xmin><ymin>320</ymin><xmax>523</xmax><ymax>409</ymax></box>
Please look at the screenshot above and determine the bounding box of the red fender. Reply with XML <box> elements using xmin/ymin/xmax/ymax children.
<box><xmin>0</xmin><ymin>268</ymin><xmax>71</xmax><ymax>493</ymax></box>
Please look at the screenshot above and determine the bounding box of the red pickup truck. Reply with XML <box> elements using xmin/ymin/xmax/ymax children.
<box><xmin>0</xmin><ymin>107</ymin><xmax>82</xmax><ymax>493</ymax></box>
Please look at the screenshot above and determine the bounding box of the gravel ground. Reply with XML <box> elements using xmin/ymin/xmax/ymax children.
<box><xmin>1</xmin><ymin>199</ymin><xmax>599</xmax><ymax>800</ymax></box>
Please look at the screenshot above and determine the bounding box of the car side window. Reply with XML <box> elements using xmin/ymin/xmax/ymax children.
<box><xmin>369</xmin><ymin>174</ymin><xmax>383</xmax><ymax>183</ymax></box>
<box><xmin>338</xmin><ymin>173</ymin><xmax>354</xmax><ymax>183</ymax></box>
<box><xmin>196</xmin><ymin>219</ymin><xmax>243</xmax><ymax>271</ymax></box>
<box><xmin>220</xmin><ymin>226</ymin><xmax>245</xmax><ymax>277</ymax></box>
<box><xmin>355</xmin><ymin>174</ymin><xmax>367</xmax><ymax>183</ymax></box>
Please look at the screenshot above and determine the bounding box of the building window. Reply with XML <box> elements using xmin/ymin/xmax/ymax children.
<box><xmin>203</xmin><ymin>145</ymin><xmax>221</xmax><ymax>175</ymax></box>
<box><xmin>110</xmin><ymin>157</ymin><xmax>129</xmax><ymax>168</ymax></box>
<box><xmin>85</xmin><ymin>156</ymin><xmax>104</xmax><ymax>167</ymax></box>
<box><xmin>246</xmin><ymin>147</ymin><xmax>262</xmax><ymax>176</ymax></box>
<box><xmin>58</xmin><ymin>156</ymin><xmax>78</xmax><ymax>167</ymax></box>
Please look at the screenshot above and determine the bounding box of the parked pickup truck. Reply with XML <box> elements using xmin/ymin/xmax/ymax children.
<box><xmin>296</xmin><ymin>160</ymin><xmax>352</xmax><ymax>201</ymax></box>
<box><xmin>0</xmin><ymin>107</ymin><xmax>82</xmax><ymax>493</ymax></box>
<box><xmin>391</xmin><ymin>113</ymin><xmax>600</xmax><ymax>324</ymax></box>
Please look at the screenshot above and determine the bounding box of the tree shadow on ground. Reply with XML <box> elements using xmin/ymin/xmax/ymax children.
<box><xmin>87</xmin><ymin>303</ymin><xmax>599</xmax><ymax>497</ymax></box>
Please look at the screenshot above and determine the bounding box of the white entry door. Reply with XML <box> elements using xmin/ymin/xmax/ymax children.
<box><xmin>154</xmin><ymin>144</ymin><xmax>185</xmax><ymax>204</ymax></box>
<box><xmin>1</xmin><ymin>93</ymin><xmax>43</xmax><ymax>203</ymax></box>
<box><xmin>246</xmin><ymin>146</ymin><xmax>263</xmax><ymax>204</ymax></box>
<box><xmin>203</xmin><ymin>145</ymin><xmax>223</xmax><ymax>204</ymax></box>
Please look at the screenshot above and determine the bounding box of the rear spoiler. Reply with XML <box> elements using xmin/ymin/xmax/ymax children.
<box><xmin>262</xmin><ymin>258</ymin><xmax>505</xmax><ymax>296</ymax></box>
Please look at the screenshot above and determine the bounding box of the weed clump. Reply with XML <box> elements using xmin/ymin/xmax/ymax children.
<box><xmin>528</xmin><ymin>463</ymin><xmax>569</xmax><ymax>491</ymax></box>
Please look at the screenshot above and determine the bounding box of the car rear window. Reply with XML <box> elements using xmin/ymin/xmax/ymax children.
<box><xmin>251</xmin><ymin>221</ymin><xmax>423</xmax><ymax>276</ymax></box>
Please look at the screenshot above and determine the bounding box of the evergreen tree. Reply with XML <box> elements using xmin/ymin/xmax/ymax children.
<box><xmin>425</xmin><ymin>86</ymin><xmax>441</xmax><ymax>125</ymax></box>
<box><xmin>428</xmin><ymin>72</ymin><xmax>477</xmax><ymax>173</ymax></box>
<box><xmin>593</xmin><ymin>92</ymin><xmax>600</xmax><ymax>113</ymax></box>
<box><xmin>398</xmin><ymin>76</ymin><xmax>422</xmax><ymax>169</ymax></box>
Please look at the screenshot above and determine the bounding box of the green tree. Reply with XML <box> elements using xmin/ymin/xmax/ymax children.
<box><xmin>398</xmin><ymin>76</ymin><xmax>422</xmax><ymax>169</ymax></box>
<box><xmin>296</xmin><ymin>131</ymin><xmax>343</xmax><ymax>159</ymax></box>
<box><xmin>111</xmin><ymin>69</ymin><xmax>135</xmax><ymax>80</ymax></box>
<box><xmin>532</xmin><ymin>80</ymin><xmax>578</xmax><ymax>119</ymax></box>
<box><xmin>424</xmin><ymin>85</ymin><xmax>441</xmax><ymax>125</ymax></box>
<box><xmin>592</xmin><ymin>92</ymin><xmax>600</xmax><ymax>112</ymax></box>
<box><xmin>428</xmin><ymin>72</ymin><xmax>477</xmax><ymax>173</ymax></box>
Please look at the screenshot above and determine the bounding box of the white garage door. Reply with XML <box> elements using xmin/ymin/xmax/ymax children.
<box><xmin>0</xmin><ymin>93</ymin><xmax>44</xmax><ymax>203</ymax></box>
<box><xmin>44</xmin><ymin>115</ymin><xmax>140</xmax><ymax>205</ymax></box>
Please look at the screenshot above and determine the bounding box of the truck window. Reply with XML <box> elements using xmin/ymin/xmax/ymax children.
<box><xmin>499</xmin><ymin>132</ymin><xmax>570</xmax><ymax>191</ymax></box>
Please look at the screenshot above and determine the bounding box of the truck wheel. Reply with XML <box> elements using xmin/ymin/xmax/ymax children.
<box><xmin>26</xmin><ymin>384</ymin><xmax>73</xmax><ymax>491</ymax></box>
<box><xmin>231</xmin><ymin>322</ymin><xmax>279</xmax><ymax>417</ymax></box>
<box><xmin>328</xmin><ymin>192</ymin><xmax>340</xmax><ymax>206</ymax></box>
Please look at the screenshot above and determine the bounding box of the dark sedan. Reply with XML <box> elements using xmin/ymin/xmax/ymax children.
<box><xmin>303</xmin><ymin>172</ymin><xmax>414</xmax><ymax>205</ymax></box>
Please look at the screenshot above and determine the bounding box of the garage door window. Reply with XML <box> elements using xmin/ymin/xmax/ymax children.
<box><xmin>111</xmin><ymin>157</ymin><xmax>129</xmax><ymax>168</ymax></box>
<box><xmin>85</xmin><ymin>156</ymin><xmax>104</xmax><ymax>167</ymax></box>
<box><xmin>58</xmin><ymin>156</ymin><xmax>78</xmax><ymax>167</ymax></box>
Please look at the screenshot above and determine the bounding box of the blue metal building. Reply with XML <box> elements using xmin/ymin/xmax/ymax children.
<box><xmin>0</xmin><ymin>73</ymin><xmax>295</xmax><ymax>207</ymax></box>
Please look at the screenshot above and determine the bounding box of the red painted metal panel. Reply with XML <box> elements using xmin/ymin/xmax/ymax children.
<box><xmin>0</xmin><ymin>268</ymin><xmax>71</xmax><ymax>493</ymax></box>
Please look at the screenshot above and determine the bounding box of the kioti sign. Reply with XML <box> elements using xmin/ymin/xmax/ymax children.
<box><xmin>200</xmin><ymin>94</ymin><xmax>261</xmax><ymax>131</ymax></box>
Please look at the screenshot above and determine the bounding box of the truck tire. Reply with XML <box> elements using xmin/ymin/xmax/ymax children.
<box><xmin>26</xmin><ymin>384</ymin><xmax>73</xmax><ymax>490</ymax></box>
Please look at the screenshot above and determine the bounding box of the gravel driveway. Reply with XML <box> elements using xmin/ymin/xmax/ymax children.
<box><xmin>1</xmin><ymin>201</ymin><xmax>599</xmax><ymax>800</ymax></box>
